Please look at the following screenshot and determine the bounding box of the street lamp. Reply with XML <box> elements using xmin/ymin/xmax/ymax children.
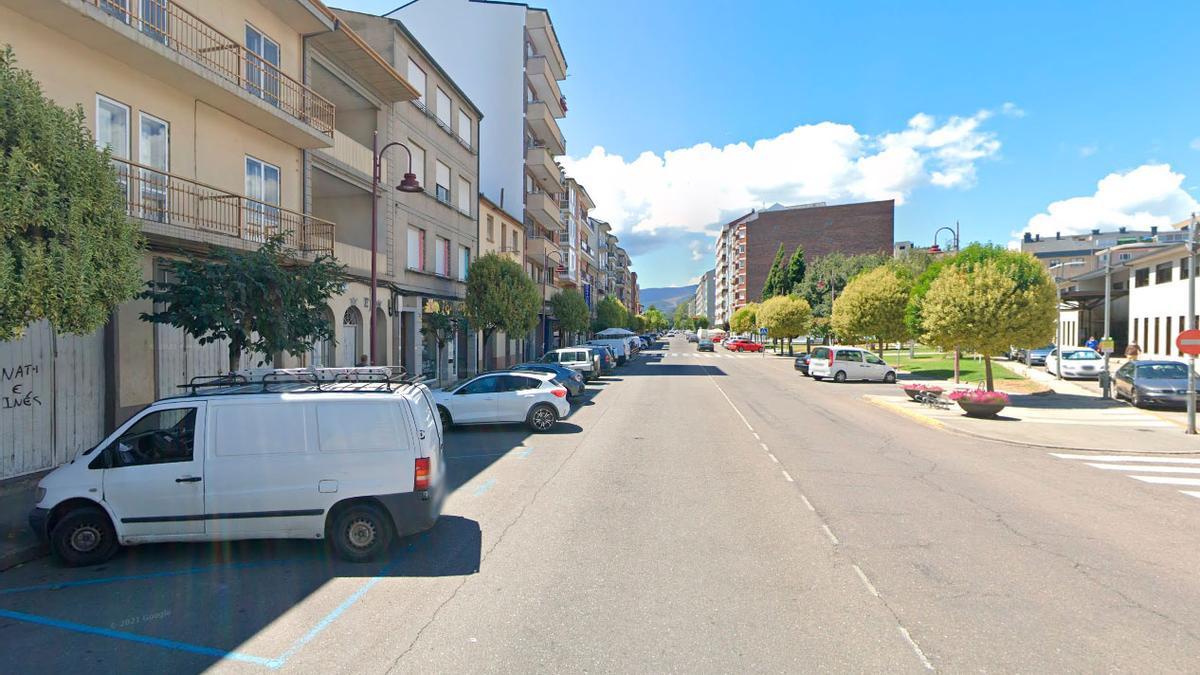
<box><xmin>368</xmin><ymin>130</ymin><xmax>422</xmax><ymax>366</ymax></box>
<box><xmin>932</xmin><ymin>222</ymin><xmax>960</xmax><ymax>253</ymax></box>
<box><xmin>1049</xmin><ymin>261</ymin><xmax>1085</xmax><ymax>380</ymax></box>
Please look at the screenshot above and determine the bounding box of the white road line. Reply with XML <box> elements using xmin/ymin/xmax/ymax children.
<box><xmin>760</xmin><ymin>442</ymin><xmax>770</xmax><ymax>452</ymax></box>
<box><xmin>800</xmin><ymin>494</ymin><xmax>815</xmax><ymax>511</ymax></box>
<box><xmin>821</xmin><ymin>523</ymin><xmax>839</xmax><ymax>545</ymax></box>
<box><xmin>752</xmin><ymin>432</ymin><xmax>760</xmax><ymax>440</ymax></box>
<box><xmin>1181</xmin><ymin>491</ymin><xmax>1200</xmax><ymax>500</ymax></box>
<box><xmin>852</xmin><ymin>564</ymin><xmax>880</xmax><ymax>597</ymax></box>
<box><xmin>1087</xmin><ymin>463</ymin><xmax>1200</xmax><ymax>474</ymax></box>
<box><xmin>898</xmin><ymin>626</ymin><xmax>936</xmax><ymax>671</ymax></box>
<box><xmin>767</xmin><ymin>453</ymin><xmax>779</xmax><ymax>463</ymax></box>
<box><xmin>1131</xmin><ymin>475</ymin><xmax>1200</xmax><ymax>486</ymax></box>
<box><xmin>1052</xmin><ymin>453</ymin><xmax>1200</xmax><ymax>464</ymax></box>
<box><xmin>781</xmin><ymin>470</ymin><xmax>794</xmax><ymax>482</ymax></box>
<box><xmin>712</xmin><ymin>383</ymin><xmax>754</xmax><ymax>432</ymax></box>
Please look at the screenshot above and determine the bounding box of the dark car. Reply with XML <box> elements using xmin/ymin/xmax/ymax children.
<box><xmin>697</xmin><ymin>339</ymin><xmax>714</xmax><ymax>352</ymax></box>
<box><xmin>513</xmin><ymin>363</ymin><xmax>585</xmax><ymax>400</ymax></box>
<box><xmin>1114</xmin><ymin>360</ymin><xmax>1198</xmax><ymax>409</ymax></box>
<box><xmin>793</xmin><ymin>352</ymin><xmax>811</xmax><ymax>375</ymax></box>
<box><xmin>1022</xmin><ymin>345</ymin><xmax>1056</xmax><ymax>366</ymax></box>
<box><xmin>581</xmin><ymin>345</ymin><xmax>615</xmax><ymax>374</ymax></box>
<box><xmin>687</xmin><ymin>334</ymin><xmax>699</xmax><ymax>343</ymax></box>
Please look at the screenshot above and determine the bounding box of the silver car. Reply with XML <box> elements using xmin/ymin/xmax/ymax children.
<box><xmin>1114</xmin><ymin>360</ymin><xmax>1198</xmax><ymax>409</ymax></box>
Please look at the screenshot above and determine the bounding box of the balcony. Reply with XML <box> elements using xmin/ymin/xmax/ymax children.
<box><xmin>113</xmin><ymin>158</ymin><xmax>334</xmax><ymax>256</ymax></box>
<box><xmin>526</xmin><ymin>8</ymin><xmax>566</xmax><ymax>81</ymax></box>
<box><xmin>316</xmin><ymin>130</ymin><xmax>384</xmax><ymax>182</ymax></box>
<box><xmin>527</xmin><ymin>190</ymin><xmax>562</xmax><ymax>230</ymax></box>
<box><xmin>527</xmin><ymin>100</ymin><xmax>565</xmax><ymax>156</ymax></box>
<box><xmin>334</xmin><ymin>242</ymin><xmax>387</xmax><ymax>275</ymax></box>
<box><xmin>526</xmin><ymin>144</ymin><xmax>563</xmax><ymax>194</ymax></box>
<box><xmin>526</xmin><ymin>55</ymin><xmax>564</xmax><ymax>118</ymax></box>
<box><xmin>10</xmin><ymin>0</ymin><xmax>335</xmax><ymax>148</ymax></box>
<box><xmin>526</xmin><ymin>233</ymin><xmax>560</xmax><ymax>263</ymax></box>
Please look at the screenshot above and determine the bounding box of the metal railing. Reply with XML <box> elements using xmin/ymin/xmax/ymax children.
<box><xmin>112</xmin><ymin>157</ymin><xmax>334</xmax><ymax>256</ymax></box>
<box><xmin>87</xmin><ymin>0</ymin><xmax>334</xmax><ymax>137</ymax></box>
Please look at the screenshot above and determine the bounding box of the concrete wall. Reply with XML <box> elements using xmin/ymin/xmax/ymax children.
<box><xmin>1128</xmin><ymin>252</ymin><xmax>1199</xmax><ymax>358</ymax></box>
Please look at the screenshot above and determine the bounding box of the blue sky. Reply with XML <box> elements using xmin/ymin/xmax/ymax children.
<box><xmin>344</xmin><ymin>0</ymin><xmax>1200</xmax><ymax>288</ymax></box>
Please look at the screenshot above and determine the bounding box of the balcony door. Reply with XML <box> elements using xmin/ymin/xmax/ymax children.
<box><xmin>138</xmin><ymin>113</ymin><xmax>169</xmax><ymax>223</ymax></box>
<box><xmin>244</xmin><ymin>156</ymin><xmax>280</xmax><ymax>242</ymax></box>
<box><xmin>96</xmin><ymin>95</ymin><xmax>131</xmax><ymax>206</ymax></box>
<box><xmin>245</xmin><ymin>24</ymin><xmax>281</xmax><ymax>106</ymax></box>
<box><xmin>140</xmin><ymin>0</ymin><xmax>169</xmax><ymax>44</ymax></box>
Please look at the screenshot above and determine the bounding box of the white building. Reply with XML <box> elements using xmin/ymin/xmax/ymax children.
<box><xmin>1126</xmin><ymin>244</ymin><xmax>1198</xmax><ymax>358</ymax></box>
<box><xmin>694</xmin><ymin>269</ymin><xmax>716</xmax><ymax>325</ymax></box>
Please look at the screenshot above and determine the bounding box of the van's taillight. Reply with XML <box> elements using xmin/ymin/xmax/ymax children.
<box><xmin>414</xmin><ymin>458</ymin><xmax>431</xmax><ymax>491</ymax></box>
<box><xmin>551</xmin><ymin>388</ymin><xmax>567</xmax><ymax>398</ymax></box>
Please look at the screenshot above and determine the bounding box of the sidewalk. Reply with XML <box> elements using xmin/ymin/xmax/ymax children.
<box><xmin>0</xmin><ymin>472</ymin><xmax>46</xmax><ymax>571</ymax></box>
<box><xmin>865</xmin><ymin>389</ymin><xmax>1200</xmax><ymax>454</ymax></box>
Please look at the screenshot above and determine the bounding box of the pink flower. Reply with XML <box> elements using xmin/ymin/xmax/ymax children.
<box><xmin>948</xmin><ymin>389</ymin><xmax>1010</xmax><ymax>405</ymax></box>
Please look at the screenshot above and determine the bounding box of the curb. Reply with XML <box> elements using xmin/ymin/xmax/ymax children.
<box><xmin>862</xmin><ymin>394</ymin><xmax>1200</xmax><ymax>456</ymax></box>
<box><xmin>0</xmin><ymin>543</ymin><xmax>47</xmax><ymax>572</ymax></box>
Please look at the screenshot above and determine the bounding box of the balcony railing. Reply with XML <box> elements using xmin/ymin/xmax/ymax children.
<box><xmin>113</xmin><ymin>157</ymin><xmax>334</xmax><ymax>256</ymax></box>
<box><xmin>86</xmin><ymin>0</ymin><xmax>334</xmax><ymax>137</ymax></box>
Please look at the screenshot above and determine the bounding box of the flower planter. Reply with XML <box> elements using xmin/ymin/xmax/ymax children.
<box><xmin>901</xmin><ymin>385</ymin><xmax>942</xmax><ymax>401</ymax></box>
<box><xmin>957</xmin><ymin>401</ymin><xmax>1006</xmax><ymax>418</ymax></box>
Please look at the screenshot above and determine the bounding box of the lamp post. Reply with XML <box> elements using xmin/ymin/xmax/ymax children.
<box><xmin>1049</xmin><ymin>261</ymin><xmax>1085</xmax><ymax>380</ymax></box>
<box><xmin>932</xmin><ymin>223</ymin><xmax>961</xmax><ymax>379</ymax></box>
<box><xmin>1188</xmin><ymin>214</ymin><xmax>1197</xmax><ymax>435</ymax></box>
<box><xmin>369</xmin><ymin>130</ymin><xmax>422</xmax><ymax>366</ymax></box>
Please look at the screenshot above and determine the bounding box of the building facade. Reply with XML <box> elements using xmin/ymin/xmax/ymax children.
<box><xmin>478</xmin><ymin>194</ymin><xmax>528</xmax><ymax>369</ymax></box>
<box><xmin>694</xmin><ymin>269</ymin><xmax>717</xmax><ymax>325</ymax></box>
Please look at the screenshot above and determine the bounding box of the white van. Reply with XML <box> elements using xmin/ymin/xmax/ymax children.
<box><xmin>588</xmin><ymin>338</ymin><xmax>629</xmax><ymax>365</ymax></box>
<box><xmin>29</xmin><ymin>368</ymin><xmax>445</xmax><ymax>566</ymax></box>
<box><xmin>541</xmin><ymin>347</ymin><xmax>599</xmax><ymax>380</ymax></box>
<box><xmin>807</xmin><ymin>346</ymin><xmax>897</xmax><ymax>383</ymax></box>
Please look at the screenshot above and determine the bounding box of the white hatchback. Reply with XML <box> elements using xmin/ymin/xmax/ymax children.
<box><xmin>1045</xmin><ymin>347</ymin><xmax>1104</xmax><ymax>379</ymax></box>
<box><xmin>433</xmin><ymin>371</ymin><xmax>570</xmax><ymax>432</ymax></box>
<box><xmin>808</xmin><ymin>346</ymin><xmax>897</xmax><ymax>383</ymax></box>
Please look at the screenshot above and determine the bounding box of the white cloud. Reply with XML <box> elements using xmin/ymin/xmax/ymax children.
<box><xmin>560</xmin><ymin>108</ymin><xmax>1004</xmax><ymax>243</ymax></box>
<box><xmin>1019</xmin><ymin>164</ymin><xmax>1199</xmax><ymax>242</ymax></box>
<box><xmin>1079</xmin><ymin>144</ymin><xmax>1098</xmax><ymax>157</ymax></box>
<box><xmin>688</xmin><ymin>240</ymin><xmax>704</xmax><ymax>261</ymax></box>
<box><xmin>1000</xmin><ymin>102</ymin><xmax>1026</xmax><ymax>118</ymax></box>
<box><xmin>1190</xmin><ymin>138</ymin><xmax>1200</xmax><ymax>151</ymax></box>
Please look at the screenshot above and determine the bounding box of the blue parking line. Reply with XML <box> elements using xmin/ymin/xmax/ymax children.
<box><xmin>0</xmin><ymin>608</ymin><xmax>276</xmax><ymax>667</ymax></box>
<box><xmin>0</xmin><ymin>558</ymin><xmax>310</xmax><ymax>596</ymax></box>
<box><xmin>514</xmin><ymin>447</ymin><xmax>533</xmax><ymax>459</ymax></box>
<box><xmin>473</xmin><ymin>478</ymin><xmax>497</xmax><ymax>496</ymax></box>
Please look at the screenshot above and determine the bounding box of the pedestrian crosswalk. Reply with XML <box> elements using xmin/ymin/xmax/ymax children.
<box><xmin>1051</xmin><ymin>453</ymin><xmax>1200</xmax><ymax>501</ymax></box>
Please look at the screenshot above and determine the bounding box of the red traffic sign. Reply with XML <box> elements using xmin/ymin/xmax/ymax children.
<box><xmin>1177</xmin><ymin>329</ymin><xmax>1200</xmax><ymax>356</ymax></box>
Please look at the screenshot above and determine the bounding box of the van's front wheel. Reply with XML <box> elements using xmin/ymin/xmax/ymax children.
<box><xmin>50</xmin><ymin>506</ymin><xmax>119</xmax><ymax>567</ymax></box>
<box><xmin>329</xmin><ymin>502</ymin><xmax>392</xmax><ymax>562</ymax></box>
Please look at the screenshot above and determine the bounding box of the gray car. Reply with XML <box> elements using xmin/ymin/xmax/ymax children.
<box><xmin>1114</xmin><ymin>360</ymin><xmax>1198</xmax><ymax>409</ymax></box>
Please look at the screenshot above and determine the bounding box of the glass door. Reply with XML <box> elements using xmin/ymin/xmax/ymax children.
<box><xmin>245</xmin><ymin>25</ymin><xmax>281</xmax><ymax>106</ymax></box>
<box><xmin>244</xmin><ymin>156</ymin><xmax>280</xmax><ymax>242</ymax></box>
<box><xmin>138</xmin><ymin>113</ymin><xmax>169</xmax><ymax>223</ymax></box>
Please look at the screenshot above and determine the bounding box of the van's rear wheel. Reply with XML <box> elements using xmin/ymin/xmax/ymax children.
<box><xmin>438</xmin><ymin>406</ymin><xmax>453</xmax><ymax>429</ymax></box>
<box><xmin>528</xmin><ymin>404</ymin><xmax>558</xmax><ymax>432</ymax></box>
<box><xmin>329</xmin><ymin>502</ymin><xmax>392</xmax><ymax>562</ymax></box>
<box><xmin>833</xmin><ymin>370</ymin><xmax>848</xmax><ymax>383</ymax></box>
<box><xmin>50</xmin><ymin>506</ymin><xmax>118</xmax><ymax>567</ymax></box>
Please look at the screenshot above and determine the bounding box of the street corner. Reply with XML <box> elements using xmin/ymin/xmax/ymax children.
<box><xmin>861</xmin><ymin>394</ymin><xmax>947</xmax><ymax>431</ymax></box>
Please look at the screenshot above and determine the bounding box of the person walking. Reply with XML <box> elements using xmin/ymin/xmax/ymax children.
<box><xmin>1085</xmin><ymin>335</ymin><xmax>1099</xmax><ymax>351</ymax></box>
<box><xmin>1124</xmin><ymin>342</ymin><xmax>1140</xmax><ymax>361</ymax></box>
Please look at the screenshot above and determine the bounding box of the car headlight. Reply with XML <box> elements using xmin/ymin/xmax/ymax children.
<box><xmin>35</xmin><ymin>487</ymin><xmax>46</xmax><ymax>504</ymax></box>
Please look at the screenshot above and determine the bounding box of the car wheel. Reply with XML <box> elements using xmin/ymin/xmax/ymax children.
<box><xmin>329</xmin><ymin>502</ymin><xmax>392</xmax><ymax>562</ymax></box>
<box><xmin>528</xmin><ymin>403</ymin><xmax>558</xmax><ymax>432</ymax></box>
<box><xmin>438</xmin><ymin>406</ymin><xmax>453</xmax><ymax>429</ymax></box>
<box><xmin>736</xmin><ymin>346</ymin><xmax>743</xmax><ymax>352</ymax></box>
<box><xmin>833</xmin><ymin>371</ymin><xmax>848</xmax><ymax>383</ymax></box>
<box><xmin>883</xmin><ymin>371</ymin><xmax>896</xmax><ymax>384</ymax></box>
<box><xmin>1131</xmin><ymin>391</ymin><xmax>1143</xmax><ymax>408</ymax></box>
<box><xmin>50</xmin><ymin>506</ymin><xmax>119</xmax><ymax>567</ymax></box>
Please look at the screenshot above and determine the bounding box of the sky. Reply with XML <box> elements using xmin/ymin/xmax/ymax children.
<box><xmin>343</xmin><ymin>0</ymin><xmax>1200</xmax><ymax>288</ymax></box>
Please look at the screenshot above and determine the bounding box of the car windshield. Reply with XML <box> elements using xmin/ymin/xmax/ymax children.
<box><xmin>1063</xmin><ymin>350</ymin><xmax>1100</xmax><ymax>360</ymax></box>
<box><xmin>1136</xmin><ymin>363</ymin><xmax>1190</xmax><ymax>379</ymax></box>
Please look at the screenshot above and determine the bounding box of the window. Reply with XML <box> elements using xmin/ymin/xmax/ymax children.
<box><xmin>408</xmin><ymin>141</ymin><xmax>425</xmax><ymax>188</ymax></box>
<box><xmin>245</xmin><ymin>24</ymin><xmax>281</xmax><ymax>105</ymax></box>
<box><xmin>1183</xmin><ymin>258</ymin><xmax>1192</xmax><ymax>280</ymax></box>
<box><xmin>317</xmin><ymin>402</ymin><xmax>403</xmax><ymax>453</ymax></box>
<box><xmin>407</xmin><ymin>58</ymin><xmax>426</xmax><ymax>106</ymax></box>
<box><xmin>457</xmin><ymin>108</ymin><xmax>472</xmax><ymax>147</ymax></box>
<box><xmin>835</xmin><ymin>350</ymin><xmax>862</xmax><ymax>362</ymax></box>
<box><xmin>141</xmin><ymin>0</ymin><xmax>169</xmax><ymax>43</ymax></box>
<box><xmin>435</xmin><ymin>161</ymin><xmax>451</xmax><ymax>203</ymax></box>
<box><xmin>244</xmin><ymin>156</ymin><xmax>280</xmax><ymax>239</ymax></box>
<box><xmin>408</xmin><ymin>227</ymin><xmax>425</xmax><ymax>270</ymax></box>
<box><xmin>101</xmin><ymin>0</ymin><xmax>129</xmax><ymax>22</ymax></box>
<box><xmin>457</xmin><ymin>176</ymin><xmax>471</xmax><ymax>213</ymax></box>
<box><xmin>1134</xmin><ymin>268</ymin><xmax>1150</xmax><ymax>287</ymax></box>
<box><xmin>106</xmin><ymin>407</ymin><xmax>197</xmax><ymax>468</ymax></box>
<box><xmin>435</xmin><ymin>237</ymin><xmax>449</xmax><ymax>276</ymax></box>
<box><xmin>459</xmin><ymin>245</ymin><xmax>470</xmax><ymax>281</ymax></box>
<box><xmin>458</xmin><ymin>375</ymin><xmax>501</xmax><ymax>395</ymax></box>
<box><xmin>865</xmin><ymin>354</ymin><xmax>886</xmax><ymax>365</ymax></box>
<box><xmin>511</xmin><ymin>230</ymin><xmax>519</xmax><ymax>253</ymax></box>
<box><xmin>1156</xmin><ymin>262</ymin><xmax>1174</xmax><ymax>284</ymax></box>
<box><xmin>137</xmin><ymin>112</ymin><xmax>169</xmax><ymax>222</ymax></box>
<box><xmin>96</xmin><ymin>95</ymin><xmax>130</xmax><ymax>199</ymax></box>
<box><xmin>500</xmin><ymin>375</ymin><xmax>541</xmax><ymax>391</ymax></box>
<box><xmin>213</xmin><ymin>404</ymin><xmax>306</xmax><ymax>456</ymax></box>
<box><xmin>435</xmin><ymin>87</ymin><xmax>451</xmax><ymax>129</ymax></box>
<box><xmin>486</xmin><ymin>215</ymin><xmax>495</xmax><ymax>242</ymax></box>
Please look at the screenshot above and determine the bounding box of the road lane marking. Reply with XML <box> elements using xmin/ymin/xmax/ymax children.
<box><xmin>800</xmin><ymin>494</ymin><xmax>815</xmax><ymax>511</ymax></box>
<box><xmin>852</xmin><ymin>564</ymin><xmax>880</xmax><ymax>597</ymax></box>
<box><xmin>473</xmin><ymin>478</ymin><xmax>497</xmax><ymax>496</ymax></box>
<box><xmin>898</xmin><ymin>626</ymin><xmax>936</xmax><ymax>671</ymax></box>
<box><xmin>759</xmin><ymin>442</ymin><xmax>770</xmax><ymax>452</ymax></box>
<box><xmin>1052</xmin><ymin>453</ymin><xmax>1200</xmax><ymax>464</ymax></box>
<box><xmin>821</xmin><ymin>524</ymin><xmax>840</xmax><ymax>545</ymax></box>
<box><xmin>711</xmin><ymin>381</ymin><xmax>754</xmax><ymax>432</ymax></box>
<box><xmin>1087</xmin><ymin>462</ymin><xmax>1200</xmax><ymax>474</ymax></box>
<box><xmin>781</xmin><ymin>470</ymin><xmax>794</xmax><ymax>482</ymax></box>
<box><xmin>752</xmin><ymin>432</ymin><xmax>760</xmax><ymax>440</ymax></box>
<box><xmin>1181</xmin><ymin>491</ymin><xmax>1200</xmax><ymax>500</ymax></box>
<box><xmin>1130</xmin><ymin>476</ymin><xmax>1200</xmax><ymax>486</ymax></box>
<box><xmin>767</xmin><ymin>453</ymin><xmax>779</xmax><ymax>463</ymax></box>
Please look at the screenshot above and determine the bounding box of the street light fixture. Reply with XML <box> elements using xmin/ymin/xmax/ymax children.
<box><xmin>368</xmin><ymin>130</ymin><xmax>421</xmax><ymax>366</ymax></box>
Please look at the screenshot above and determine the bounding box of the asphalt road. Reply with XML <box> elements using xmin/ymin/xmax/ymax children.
<box><xmin>4</xmin><ymin>338</ymin><xmax>1200</xmax><ymax>672</ymax></box>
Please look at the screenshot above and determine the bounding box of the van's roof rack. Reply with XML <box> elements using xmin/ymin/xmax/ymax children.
<box><xmin>176</xmin><ymin>366</ymin><xmax>423</xmax><ymax>397</ymax></box>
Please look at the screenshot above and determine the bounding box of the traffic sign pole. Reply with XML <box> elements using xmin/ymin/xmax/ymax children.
<box><xmin>1188</xmin><ymin>214</ymin><xmax>1197</xmax><ymax>434</ymax></box>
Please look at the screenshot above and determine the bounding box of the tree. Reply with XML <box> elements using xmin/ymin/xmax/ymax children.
<box><xmin>642</xmin><ymin>305</ymin><xmax>668</xmax><ymax>331</ymax></box>
<box><xmin>757</xmin><ymin>295</ymin><xmax>813</xmax><ymax>355</ymax></box>
<box><xmin>673</xmin><ymin>300</ymin><xmax>694</xmax><ymax>330</ymax></box>
<box><xmin>831</xmin><ymin>264</ymin><xmax>913</xmax><ymax>354</ymax></box>
<box><xmin>784</xmin><ymin>245</ymin><xmax>807</xmax><ymax>294</ymax></box>
<box><xmin>1</xmin><ymin>47</ymin><xmax>144</xmax><ymax>341</ymax></box>
<box><xmin>465</xmin><ymin>252</ymin><xmax>541</xmax><ymax>357</ymax></box>
<box><xmin>629</xmin><ymin>314</ymin><xmax>646</xmax><ymax>332</ymax></box>
<box><xmin>729</xmin><ymin>303</ymin><xmax>759</xmax><ymax>335</ymax></box>
<box><xmin>920</xmin><ymin>255</ymin><xmax>1057</xmax><ymax>391</ymax></box>
<box><xmin>760</xmin><ymin>243</ymin><xmax>788</xmax><ymax>301</ymax></box>
<box><xmin>691</xmin><ymin>316</ymin><xmax>710</xmax><ymax>329</ymax></box>
<box><xmin>797</xmin><ymin>252</ymin><xmax>889</xmax><ymax>324</ymax></box>
<box><xmin>550</xmin><ymin>289</ymin><xmax>590</xmax><ymax>343</ymax></box>
<box><xmin>141</xmin><ymin>235</ymin><xmax>347</xmax><ymax>372</ymax></box>
<box><xmin>595</xmin><ymin>296</ymin><xmax>629</xmax><ymax>331</ymax></box>
<box><xmin>421</xmin><ymin>299</ymin><xmax>463</xmax><ymax>364</ymax></box>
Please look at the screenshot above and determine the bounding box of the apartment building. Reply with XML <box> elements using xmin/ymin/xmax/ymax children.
<box><xmin>580</xmin><ymin>216</ymin><xmax>600</xmax><ymax>317</ymax></box>
<box><xmin>479</xmin><ymin>194</ymin><xmax>528</xmax><ymax>369</ymax></box>
<box><xmin>338</xmin><ymin>11</ymin><xmax>482</xmax><ymax>386</ymax></box>
<box><xmin>559</xmin><ymin>177</ymin><xmax>594</xmax><ymax>290</ymax></box>
<box><xmin>715</xmin><ymin>211</ymin><xmax>754</xmax><ymax>326</ymax></box>
<box><xmin>1021</xmin><ymin>226</ymin><xmax>1188</xmax><ymax>277</ymax></box>
<box><xmin>1126</xmin><ymin>243</ymin><xmax>1199</xmax><ymax>358</ymax></box>
<box><xmin>0</xmin><ymin>0</ymin><xmax>370</xmax><ymax>480</ymax></box>
<box><xmin>694</xmin><ymin>269</ymin><xmax>716</xmax><ymax>325</ymax></box>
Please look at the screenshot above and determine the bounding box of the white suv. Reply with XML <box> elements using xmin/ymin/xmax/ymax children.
<box><xmin>433</xmin><ymin>371</ymin><xmax>570</xmax><ymax>432</ymax></box>
<box><xmin>808</xmin><ymin>346</ymin><xmax>897</xmax><ymax>383</ymax></box>
<box><xmin>541</xmin><ymin>347</ymin><xmax>600</xmax><ymax>381</ymax></box>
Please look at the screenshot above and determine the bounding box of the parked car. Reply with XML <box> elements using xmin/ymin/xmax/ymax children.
<box><xmin>582</xmin><ymin>344</ymin><xmax>616</xmax><ymax>374</ymax></box>
<box><xmin>513</xmin><ymin>362</ymin><xmax>585</xmax><ymax>400</ymax></box>
<box><xmin>1045</xmin><ymin>347</ymin><xmax>1103</xmax><ymax>379</ymax></box>
<box><xmin>588</xmin><ymin>338</ymin><xmax>630</xmax><ymax>365</ymax></box>
<box><xmin>687</xmin><ymin>334</ymin><xmax>699</xmax><ymax>343</ymax></box>
<box><xmin>725</xmin><ymin>339</ymin><xmax>763</xmax><ymax>353</ymax></box>
<box><xmin>433</xmin><ymin>371</ymin><xmax>569</xmax><ymax>433</ymax></box>
<box><xmin>698</xmin><ymin>339</ymin><xmax>715</xmax><ymax>352</ymax></box>
<box><xmin>1022</xmin><ymin>345</ymin><xmax>1056</xmax><ymax>366</ymax></box>
<box><xmin>1113</xmin><ymin>360</ymin><xmax>1197</xmax><ymax>408</ymax></box>
<box><xmin>808</xmin><ymin>346</ymin><xmax>897</xmax><ymax>383</ymax></box>
<box><xmin>793</xmin><ymin>352</ymin><xmax>811</xmax><ymax>375</ymax></box>
<box><xmin>30</xmin><ymin>368</ymin><xmax>446</xmax><ymax>566</ymax></box>
<box><xmin>541</xmin><ymin>347</ymin><xmax>599</xmax><ymax>381</ymax></box>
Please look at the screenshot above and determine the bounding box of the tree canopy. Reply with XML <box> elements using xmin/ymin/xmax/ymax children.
<box><xmin>641</xmin><ymin>305</ymin><xmax>668</xmax><ymax>331</ymax></box>
<box><xmin>550</xmin><ymin>288</ymin><xmax>590</xmax><ymax>337</ymax></box>
<box><xmin>465</xmin><ymin>252</ymin><xmax>541</xmax><ymax>346</ymax></box>
<box><xmin>797</xmin><ymin>252</ymin><xmax>889</xmax><ymax>320</ymax></box>
<box><xmin>729</xmin><ymin>303</ymin><xmax>759</xmax><ymax>334</ymax></box>
<box><xmin>673</xmin><ymin>301</ymin><xmax>694</xmax><ymax>330</ymax></box>
<box><xmin>760</xmin><ymin>244</ymin><xmax>788</xmax><ymax>301</ymax></box>
<box><xmin>831</xmin><ymin>264</ymin><xmax>914</xmax><ymax>347</ymax></box>
<box><xmin>595</xmin><ymin>296</ymin><xmax>629</xmax><ymax>331</ymax></box>
<box><xmin>1</xmin><ymin>47</ymin><xmax>144</xmax><ymax>340</ymax></box>
<box><xmin>757</xmin><ymin>295</ymin><xmax>812</xmax><ymax>354</ymax></box>
<box><xmin>784</xmin><ymin>245</ymin><xmax>807</xmax><ymax>294</ymax></box>
<box><xmin>692</xmin><ymin>315</ymin><xmax>710</xmax><ymax>329</ymax></box>
<box><xmin>140</xmin><ymin>235</ymin><xmax>346</xmax><ymax>371</ymax></box>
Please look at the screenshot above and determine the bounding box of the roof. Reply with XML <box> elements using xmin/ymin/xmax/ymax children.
<box><xmin>311</xmin><ymin>3</ymin><xmax>419</xmax><ymax>101</ymax></box>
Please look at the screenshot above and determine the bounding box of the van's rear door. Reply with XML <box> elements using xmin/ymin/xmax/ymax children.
<box><xmin>412</xmin><ymin>386</ymin><xmax>445</xmax><ymax>480</ymax></box>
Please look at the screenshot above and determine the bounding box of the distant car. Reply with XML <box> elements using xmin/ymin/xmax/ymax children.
<box><xmin>808</xmin><ymin>346</ymin><xmax>897</xmax><ymax>383</ymax></box>
<box><xmin>725</xmin><ymin>339</ymin><xmax>763</xmax><ymax>353</ymax></box>
<box><xmin>793</xmin><ymin>352</ymin><xmax>811</xmax><ymax>375</ymax></box>
<box><xmin>1114</xmin><ymin>360</ymin><xmax>1198</xmax><ymax>409</ymax></box>
<box><xmin>513</xmin><ymin>363</ymin><xmax>585</xmax><ymax>400</ymax></box>
<box><xmin>697</xmin><ymin>339</ymin><xmax>714</xmax><ymax>352</ymax></box>
<box><xmin>687</xmin><ymin>334</ymin><xmax>699</xmax><ymax>343</ymax></box>
<box><xmin>1022</xmin><ymin>345</ymin><xmax>1055</xmax><ymax>366</ymax></box>
<box><xmin>582</xmin><ymin>345</ymin><xmax>616</xmax><ymax>374</ymax></box>
<box><xmin>712</xmin><ymin>335</ymin><xmax>725</xmax><ymax>343</ymax></box>
<box><xmin>433</xmin><ymin>371</ymin><xmax>570</xmax><ymax>432</ymax></box>
<box><xmin>1045</xmin><ymin>347</ymin><xmax>1103</xmax><ymax>379</ymax></box>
